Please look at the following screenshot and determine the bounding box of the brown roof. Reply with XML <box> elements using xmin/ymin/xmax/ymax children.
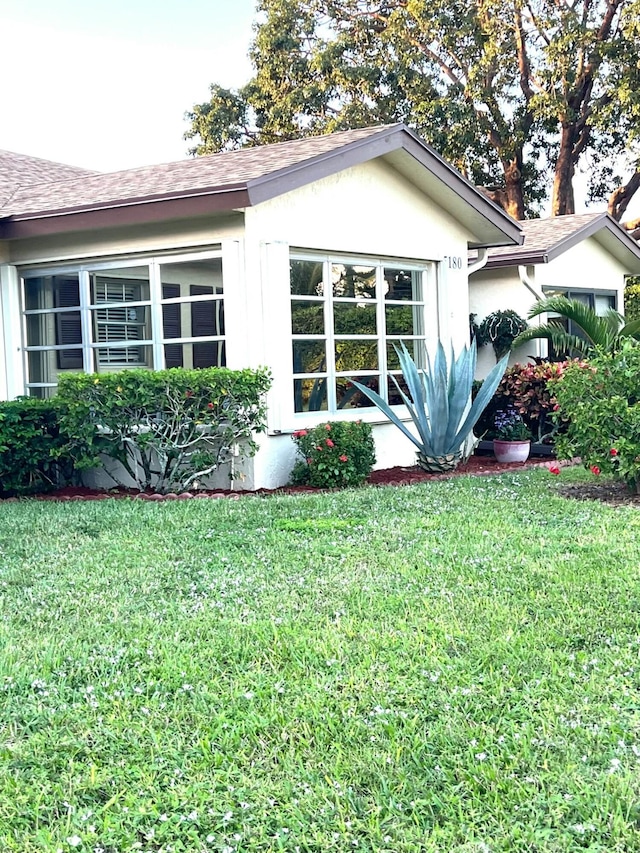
<box><xmin>0</xmin><ymin>126</ymin><xmax>394</xmax><ymax>218</ymax></box>
<box><xmin>0</xmin><ymin>124</ymin><xmax>523</xmax><ymax>250</ymax></box>
<box><xmin>485</xmin><ymin>213</ymin><xmax>615</xmax><ymax>265</ymax></box>
<box><xmin>0</xmin><ymin>150</ymin><xmax>97</xmax><ymax>208</ymax></box>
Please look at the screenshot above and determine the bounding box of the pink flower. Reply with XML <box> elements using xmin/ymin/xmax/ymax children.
<box><xmin>293</xmin><ymin>429</ymin><xmax>308</xmax><ymax>438</ymax></box>
<box><xmin>326</xmin><ymin>439</ymin><xmax>334</xmax><ymax>448</ymax></box>
<box><xmin>590</xmin><ymin>465</ymin><xmax>601</xmax><ymax>475</ymax></box>
<box><xmin>339</xmin><ymin>454</ymin><xmax>348</xmax><ymax>462</ymax></box>
<box><xmin>306</xmin><ymin>457</ymin><xmax>313</xmax><ymax>464</ymax></box>
<box><xmin>548</xmin><ymin>464</ymin><xmax>561</xmax><ymax>476</ymax></box>
<box><xmin>552</xmin><ymin>404</ymin><xmax>560</xmax><ymax>411</ymax></box>
<box><xmin>207</xmin><ymin>402</ymin><xmax>214</xmax><ymax>409</ymax></box>
<box><xmin>325</xmin><ymin>423</ymin><xmax>332</xmax><ymax>431</ymax></box>
<box><xmin>610</xmin><ymin>448</ymin><xmax>618</xmax><ymax>457</ymax></box>
<box><xmin>316</xmin><ymin>445</ymin><xmax>322</xmax><ymax>451</ymax></box>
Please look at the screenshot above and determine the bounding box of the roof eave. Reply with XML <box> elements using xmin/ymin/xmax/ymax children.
<box><xmin>0</xmin><ymin>188</ymin><xmax>251</xmax><ymax>239</ymax></box>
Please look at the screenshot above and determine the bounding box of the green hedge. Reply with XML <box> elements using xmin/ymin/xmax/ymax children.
<box><xmin>55</xmin><ymin>367</ymin><xmax>271</xmax><ymax>493</ymax></box>
<box><xmin>0</xmin><ymin>399</ymin><xmax>73</xmax><ymax>496</ymax></box>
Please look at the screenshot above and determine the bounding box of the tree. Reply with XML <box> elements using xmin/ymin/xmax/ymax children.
<box><xmin>185</xmin><ymin>0</ymin><xmax>640</xmax><ymax>220</ymax></box>
<box><xmin>513</xmin><ymin>296</ymin><xmax>640</xmax><ymax>357</ymax></box>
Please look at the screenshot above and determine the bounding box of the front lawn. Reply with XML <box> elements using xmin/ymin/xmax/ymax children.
<box><xmin>2</xmin><ymin>468</ymin><xmax>640</xmax><ymax>852</ymax></box>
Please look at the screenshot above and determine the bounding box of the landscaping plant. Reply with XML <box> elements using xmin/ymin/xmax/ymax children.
<box><xmin>351</xmin><ymin>340</ymin><xmax>508</xmax><ymax>472</ymax></box>
<box><xmin>55</xmin><ymin>367</ymin><xmax>271</xmax><ymax>493</ymax></box>
<box><xmin>514</xmin><ymin>295</ymin><xmax>640</xmax><ymax>357</ymax></box>
<box><xmin>477</xmin><ymin>309</ymin><xmax>528</xmax><ymax>359</ymax></box>
<box><xmin>493</xmin><ymin>408</ymin><xmax>532</xmax><ymax>441</ymax></box>
<box><xmin>550</xmin><ymin>340</ymin><xmax>640</xmax><ymax>492</ymax></box>
<box><xmin>0</xmin><ymin>398</ymin><xmax>73</xmax><ymax>496</ymax></box>
<box><xmin>290</xmin><ymin>420</ymin><xmax>376</xmax><ymax>488</ymax></box>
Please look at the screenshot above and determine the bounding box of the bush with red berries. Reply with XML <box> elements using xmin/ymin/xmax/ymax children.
<box><xmin>290</xmin><ymin>420</ymin><xmax>376</xmax><ymax>488</ymax></box>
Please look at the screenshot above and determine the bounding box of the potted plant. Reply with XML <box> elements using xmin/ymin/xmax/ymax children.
<box><xmin>493</xmin><ymin>408</ymin><xmax>532</xmax><ymax>463</ymax></box>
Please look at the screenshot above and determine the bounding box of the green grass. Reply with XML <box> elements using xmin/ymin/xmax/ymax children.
<box><xmin>1</xmin><ymin>467</ymin><xmax>640</xmax><ymax>852</ymax></box>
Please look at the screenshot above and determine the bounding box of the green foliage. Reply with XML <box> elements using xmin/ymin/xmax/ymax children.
<box><xmin>289</xmin><ymin>420</ymin><xmax>376</xmax><ymax>487</ymax></box>
<box><xmin>477</xmin><ymin>309</ymin><xmax>528</xmax><ymax>360</ymax></box>
<box><xmin>476</xmin><ymin>360</ymin><xmax>579</xmax><ymax>442</ymax></box>
<box><xmin>551</xmin><ymin>341</ymin><xmax>640</xmax><ymax>492</ymax></box>
<box><xmin>624</xmin><ymin>277</ymin><xmax>640</xmax><ymax>321</ymax></box>
<box><xmin>0</xmin><ymin>399</ymin><xmax>73</xmax><ymax>496</ymax></box>
<box><xmin>493</xmin><ymin>408</ymin><xmax>532</xmax><ymax>441</ymax></box>
<box><xmin>186</xmin><ymin>0</ymin><xmax>640</xmax><ymax>217</ymax></box>
<box><xmin>352</xmin><ymin>341</ymin><xmax>508</xmax><ymax>470</ymax></box>
<box><xmin>55</xmin><ymin>368</ymin><xmax>271</xmax><ymax>493</ymax></box>
<box><xmin>514</xmin><ymin>296</ymin><xmax>640</xmax><ymax>357</ymax></box>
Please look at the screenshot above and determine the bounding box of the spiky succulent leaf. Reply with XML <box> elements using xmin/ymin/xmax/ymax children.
<box><xmin>349</xmin><ymin>380</ymin><xmax>424</xmax><ymax>451</ymax></box>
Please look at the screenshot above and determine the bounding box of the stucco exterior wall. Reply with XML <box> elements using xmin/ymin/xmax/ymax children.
<box><xmin>470</xmin><ymin>234</ymin><xmax>630</xmax><ymax>380</ymax></box>
<box><xmin>242</xmin><ymin>160</ymin><xmax>478</xmax><ymax>487</ymax></box>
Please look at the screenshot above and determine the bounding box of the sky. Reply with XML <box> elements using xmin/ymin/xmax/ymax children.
<box><xmin>1</xmin><ymin>0</ymin><xmax>637</xmax><ymax>220</ymax></box>
<box><xmin>1</xmin><ymin>0</ymin><xmax>258</xmax><ymax>171</ymax></box>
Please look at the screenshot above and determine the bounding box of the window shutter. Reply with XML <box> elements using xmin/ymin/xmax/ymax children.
<box><xmin>162</xmin><ymin>283</ymin><xmax>183</xmax><ymax>368</ymax></box>
<box><xmin>54</xmin><ymin>277</ymin><xmax>83</xmax><ymax>370</ymax></box>
<box><xmin>190</xmin><ymin>285</ymin><xmax>225</xmax><ymax>367</ymax></box>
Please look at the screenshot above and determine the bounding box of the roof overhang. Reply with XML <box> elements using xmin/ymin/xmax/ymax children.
<box><xmin>0</xmin><ymin>124</ymin><xmax>523</xmax><ymax>248</ymax></box>
<box><xmin>483</xmin><ymin>213</ymin><xmax>640</xmax><ymax>272</ymax></box>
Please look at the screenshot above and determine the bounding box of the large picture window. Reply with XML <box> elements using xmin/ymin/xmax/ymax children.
<box><xmin>542</xmin><ymin>287</ymin><xmax>617</xmax><ymax>359</ymax></box>
<box><xmin>21</xmin><ymin>253</ymin><xmax>224</xmax><ymax>397</ymax></box>
<box><xmin>290</xmin><ymin>254</ymin><xmax>431</xmax><ymax>414</ymax></box>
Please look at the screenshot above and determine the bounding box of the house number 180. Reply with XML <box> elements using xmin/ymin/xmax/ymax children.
<box><xmin>446</xmin><ymin>255</ymin><xmax>462</xmax><ymax>269</ymax></box>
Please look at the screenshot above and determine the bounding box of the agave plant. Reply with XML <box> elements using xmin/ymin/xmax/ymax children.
<box><xmin>351</xmin><ymin>341</ymin><xmax>508</xmax><ymax>473</ymax></box>
<box><xmin>513</xmin><ymin>296</ymin><xmax>640</xmax><ymax>357</ymax></box>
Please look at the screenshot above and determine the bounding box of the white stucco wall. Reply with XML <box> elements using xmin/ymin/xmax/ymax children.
<box><xmin>241</xmin><ymin>160</ymin><xmax>479</xmax><ymax>487</ymax></box>
<box><xmin>470</xmin><ymin>234</ymin><xmax>630</xmax><ymax>379</ymax></box>
<box><xmin>0</xmin><ymin>158</ymin><xmax>504</xmax><ymax>491</ymax></box>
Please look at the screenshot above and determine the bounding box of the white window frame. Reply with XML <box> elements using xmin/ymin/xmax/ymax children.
<box><xmin>290</xmin><ymin>251</ymin><xmax>437</xmax><ymax>419</ymax></box>
<box><xmin>20</xmin><ymin>249</ymin><xmax>224</xmax><ymax>395</ymax></box>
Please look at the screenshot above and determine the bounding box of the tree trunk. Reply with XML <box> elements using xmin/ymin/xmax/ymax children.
<box><xmin>552</xmin><ymin>126</ymin><xmax>576</xmax><ymax>216</ymax></box>
<box><xmin>608</xmin><ymin>170</ymin><xmax>640</xmax><ymax>222</ymax></box>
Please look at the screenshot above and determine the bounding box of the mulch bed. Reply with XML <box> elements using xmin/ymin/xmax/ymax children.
<box><xmin>4</xmin><ymin>454</ymin><xmax>637</xmax><ymax>507</ymax></box>
<box><xmin>2</xmin><ymin>453</ymin><xmax>568</xmax><ymax>503</ymax></box>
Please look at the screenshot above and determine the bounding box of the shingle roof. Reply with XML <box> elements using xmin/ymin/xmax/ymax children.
<box><xmin>0</xmin><ymin>126</ymin><xmax>394</xmax><ymax>218</ymax></box>
<box><xmin>0</xmin><ymin>150</ymin><xmax>97</xmax><ymax>209</ymax></box>
<box><xmin>485</xmin><ymin>213</ymin><xmax>609</xmax><ymax>266</ymax></box>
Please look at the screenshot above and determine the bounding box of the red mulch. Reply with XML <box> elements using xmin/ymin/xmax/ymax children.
<box><xmin>1</xmin><ymin>454</ymin><xmax>566</xmax><ymax>503</ymax></box>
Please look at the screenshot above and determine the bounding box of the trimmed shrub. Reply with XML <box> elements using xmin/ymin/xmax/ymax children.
<box><xmin>551</xmin><ymin>341</ymin><xmax>640</xmax><ymax>492</ymax></box>
<box><xmin>0</xmin><ymin>399</ymin><xmax>73</xmax><ymax>496</ymax></box>
<box><xmin>290</xmin><ymin>421</ymin><xmax>376</xmax><ymax>488</ymax></box>
<box><xmin>55</xmin><ymin>368</ymin><xmax>271</xmax><ymax>493</ymax></box>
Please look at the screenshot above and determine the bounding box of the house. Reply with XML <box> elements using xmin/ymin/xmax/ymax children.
<box><xmin>469</xmin><ymin>213</ymin><xmax>640</xmax><ymax>378</ymax></box>
<box><xmin>0</xmin><ymin>124</ymin><xmax>523</xmax><ymax>488</ymax></box>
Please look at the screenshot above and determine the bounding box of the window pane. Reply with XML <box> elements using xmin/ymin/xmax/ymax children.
<box><xmin>293</xmin><ymin>341</ymin><xmax>327</xmax><ymax>374</ymax></box>
<box><xmin>385</xmin><ymin>304</ymin><xmax>418</xmax><ymax>335</ymax></box>
<box><xmin>24</xmin><ymin>274</ymin><xmax>80</xmax><ymax>311</ymax></box>
<box><xmin>160</xmin><ymin>258</ymin><xmax>222</xmax><ymax>296</ymax></box>
<box><xmin>291</xmin><ymin>300</ymin><xmax>324</xmax><ymax>335</ymax></box>
<box><xmin>291</xmin><ymin>259</ymin><xmax>324</xmax><ymax>296</ymax></box>
<box><xmin>594</xmin><ymin>294</ymin><xmax>616</xmax><ymax>316</ymax></box>
<box><xmin>386</xmin><ymin>339</ymin><xmax>425</xmax><ymax>370</ymax></box>
<box><xmin>95</xmin><ymin>343</ymin><xmax>152</xmax><ymax>370</ymax></box>
<box><xmin>336</xmin><ymin>375</ymin><xmax>378</xmax><ymax>410</ymax></box>
<box><xmin>331</xmin><ymin>264</ymin><xmax>376</xmax><ymax>299</ymax></box>
<box><xmin>92</xmin><ymin>269</ymin><xmax>150</xmax><ymax>304</ymax></box>
<box><xmin>333</xmin><ymin>302</ymin><xmax>377</xmax><ymax>335</ymax></box>
<box><xmin>27</xmin><ymin>350</ymin><xmax>59</xmax><ymax>385</ymax></box>
<box><xmin>384</xmin><ymin>268</ymin><xmax>421</xmax><ymax>301</ymax></box>
<box><xmin>335</xmin><ymin>340</ymin><xmax>378</xmax><ymax>372</ymax></box>
<box><xmin>164</xmin><ymin>341</ymin><xmax>225</xmax><ymax>369</ymax></box>
<box><xmin>387</xmin><ymin>373</ymin><xmax>412</xmax><ymax>406</ymax></box>
<box><xmin>294</xmin><ymin>377</ymin><xmax>328</xmax><ymax>413</ymax></box>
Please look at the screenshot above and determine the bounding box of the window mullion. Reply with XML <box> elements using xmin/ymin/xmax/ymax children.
<box><xmin>325</xmin><ymin>259</ymin><xmax>337</xmax><ymax>412</ymax></box>
<box><xmin>149</xmin><ymin>261</ymin><xmax>164</xmax><ymax>369</ymax></box>
<box><xmin>377</xmin><ymin>266</ymin><xmax>387</xmax><ymax>402</ymax></box>
<box><xmin>79</xmin><ymin>270</ymin><xmax>94</xmax><ymax>373</ymax></box>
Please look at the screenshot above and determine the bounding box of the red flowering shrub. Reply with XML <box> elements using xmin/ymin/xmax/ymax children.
<box><xmin>551</xmin><ymin>342</ymin><xmax>640</xmax><ymax>492</ymax></box>
<box><xmin>475</xmin><ymin>360</ymin><xmax>584</xmax><ymax>443</ymax></box>
<box><xmin>290</xmin><ymin>420</ymin><xmax>376</xmax><ymax>488</ymax></box>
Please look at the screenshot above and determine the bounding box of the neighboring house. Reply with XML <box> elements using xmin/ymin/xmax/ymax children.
<box><xmin>0</xmin><ymin>124</ymin><xmax>522</xmax><ymax>488</ymax></box>
<box><xmin>470</xmin><ymin>213</ymin><xmax>640</xmax><ymax>378</ymax></box>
